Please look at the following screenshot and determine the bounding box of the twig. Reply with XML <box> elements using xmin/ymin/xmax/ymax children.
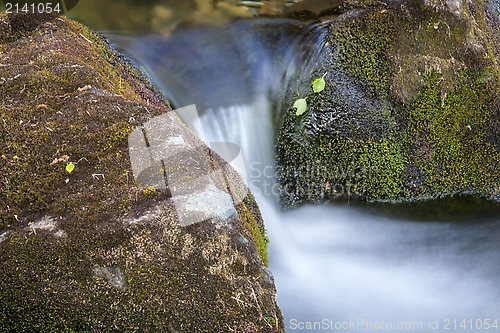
<box><xmin>79</xmin><ymin>33</ymin><xmax>93</xmax><ymax>44</ymax></box>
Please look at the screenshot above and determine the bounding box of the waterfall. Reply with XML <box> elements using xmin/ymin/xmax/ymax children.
<box><xmin>109</xmin><ymin>18</ymin><xmax>500</xmax><ymax>332</ymax></box>
<box><xmin>112</xmin><ymin>18</ymin><xmax>328</xmax><ymax>196</ymax></box>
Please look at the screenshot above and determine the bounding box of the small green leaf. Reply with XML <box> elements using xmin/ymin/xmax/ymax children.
<box><xmin>313</xmin><ymin>77</ymin><xmax>326</xmax><ymax>93</ymax></box>
<box><xmin>66</xmin><ymin>162</ymin><xmax>75</xmax><ymax>174</ymax></box>
<box><xmin>294</xmin><ymin>98</ymin><xmax>307</xmax><ymax>116</ymax></box>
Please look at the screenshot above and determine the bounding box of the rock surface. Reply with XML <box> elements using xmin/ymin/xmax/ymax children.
<box><xmin>0</xmin><ymin>13</ymin><xmax>283</xmax><ymax>332</ymax></box>
<box><xmin>277</xmin><ymin>0</ymin><xmax>500</xmax><ymax>206</ymax></box>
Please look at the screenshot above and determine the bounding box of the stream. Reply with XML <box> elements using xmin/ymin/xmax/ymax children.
<box><xmin>103</xmin><ymin>8</ymin><xmax>500</xmax><ymax>333</ymax></box>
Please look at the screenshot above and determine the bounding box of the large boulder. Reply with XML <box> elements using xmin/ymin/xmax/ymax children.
<box><xmin>0</xmin><ymin>13</ymin><xmax>283</xmax><ymax>332</ymax></box>
<box><xmin>277</xmin><ymin>0</ymin><xmax>500</xmax><ymax>206</ymax></box>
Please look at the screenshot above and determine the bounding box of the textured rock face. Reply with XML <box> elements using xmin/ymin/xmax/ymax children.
<box><xmin>0</xmin><ymin>13</ymin><xmax>283</xmax><ymax>332</ymax></box>
<box><xmin>277</xmin><ymin>0</ymin><xmax>500</xmax><ymax>206</ymax></box>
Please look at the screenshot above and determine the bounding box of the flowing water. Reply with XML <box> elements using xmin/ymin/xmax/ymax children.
<box><xmin>108</xmin><ymin>15</ymin><xmax>500</xmax><ymax>333</ymax></box>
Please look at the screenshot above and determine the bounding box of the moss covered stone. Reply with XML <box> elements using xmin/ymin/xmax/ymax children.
<box><xmin>0</xmin><ymin>13</ymin><xmax>283</xmax><ymax>332</ymax></box>
<box><xmin>277</xmin><ymin>0</ymin><xmax>500</xmax><ymax>206</ymax></box>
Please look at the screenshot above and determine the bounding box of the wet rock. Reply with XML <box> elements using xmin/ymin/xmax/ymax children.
<box><xmin>277</xmin><ymin>0</ymin><xmax>500</xmax><ymax>205</ymax></box>
<box><xmin>0</xmin><ymin>13</ymin><xmax>283</xmax><ymax>332</ymax></box>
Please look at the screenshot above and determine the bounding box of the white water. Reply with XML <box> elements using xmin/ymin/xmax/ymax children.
<box><xmin>112</xmin><ymin>21</ymin><xmax>500</xmax><ymax>332</ymax></box>
<box><xmin>266</xmin><ymin>204</ymin><xmax>500</xmax><ymax>331</ymax></box>
<box><xmin>182</xmin><ymin>87</ymin><xmax>500</xmax><ymax>331</ymax></box>
<box><xmin>197</xmin><ymin>101</ymin><xmax>500</xmax><ymax>333</ymax></box>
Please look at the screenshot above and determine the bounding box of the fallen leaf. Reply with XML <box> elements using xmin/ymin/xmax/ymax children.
<box><xmin>66</xmin><ymin>162</ymin><xmax>75</xmax><ymax>174</ymax></box>
<box><xmin>294</xmin><ymin>98</ymin><xmax>307</xmax><ymax>116</ymax></box>
<box><xmin>313</xmin><ymin>77</ymin><xmax>326</xmax><ymax>93</ymax></box>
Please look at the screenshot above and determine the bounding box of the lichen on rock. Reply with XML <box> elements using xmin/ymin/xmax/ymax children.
<box><xmin>0</xmin><ymin>12</ymin><xmax>282</xmax><ymax>332</ymax></box>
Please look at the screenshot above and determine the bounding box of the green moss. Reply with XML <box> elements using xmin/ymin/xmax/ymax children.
<box><xmin>65</xmin><ymin>20</ymin><xmax>142</xmax><ymax>101</ymax></box>
<box><xmin>334</xmin><ymin>9</ymin><xmax>396</xmax><ymax>95</ymax></box>
<box><xmin>277</xmin><ymin>116</ymin><xmax>405</xmax><ymax>205</ymax></box>
<box><xmin>357</xmin><ymin>137</ymin><xmax>406</xmax><ymax>199</ymax></box>
<box><xmin>142</xmin><ymin>187</ymin><xmax>157</xmax><ymax>197</ymax></box>
<box><xmin>0</xmin><ymin>234</ymin><xmax>93</xmax><ymax>332</ymax></box>
<box><xmin>237</xmin><ymin>198</ymin><xmax>269</xmax><ymax>267</ymax></box>
<box><xmin>405</xmin><ymin>71</ymin><xmax>500</xmax><ymax>196</ymax></box>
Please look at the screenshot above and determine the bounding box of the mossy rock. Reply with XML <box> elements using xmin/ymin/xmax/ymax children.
<box><xmin>0</xmin><ymin>13</ymin><xmax>283</xmax><ymax>332</ymax></box>
<box><xmin>277</xmin><ymin>0</ymin><xmax>500</xmax><ymax>206</ymax></box>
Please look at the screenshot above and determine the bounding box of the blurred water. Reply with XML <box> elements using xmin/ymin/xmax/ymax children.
<box><xmin>109</xmin><ymin>17</ymin><xmax>500</xmax><ymax>333</ymax></box>
<box><xmin>265</xmin><ymin>201</ymin><xmax>500</xmax><ymax>332</ymax></box>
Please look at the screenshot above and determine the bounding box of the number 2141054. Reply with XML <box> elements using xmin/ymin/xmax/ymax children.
<box><xmin>443</xmin><ymin>319</ymin><xmax>499</xmax><ymax>330</ymax></box>
<box><xmin>5</xmin><ymin>2</ymin><xmax>61</xmax><ymax>14</ymax></box>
